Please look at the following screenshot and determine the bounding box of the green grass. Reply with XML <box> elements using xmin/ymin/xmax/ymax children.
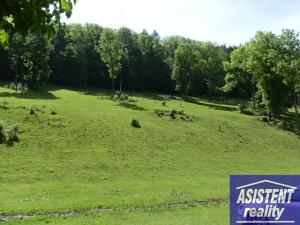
<box><xmin>0</xmin><ymin>85</ymin><xmax>299</xmax><ymax>224</ymax></box>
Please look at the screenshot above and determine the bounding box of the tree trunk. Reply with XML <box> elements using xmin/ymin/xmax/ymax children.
<box><xmin>207</xmin><ymin>79</ymin><xmax>211</xmax><ymax>98</ymax></box>
<box><xmin>21</xmin><ymin>36</ymin><xmax>24</xmax><ymax>89</ymax></box>
<box><xmin>15</xmin><ymin>62</ymin><xmax>18</xmax><ymax>92</ymax></box>
<box><xmin>112</xmin><ymin>79</ymin><xmax>115</xmax><ymax>92</ymax></box>
<box><xmin>295</xmin><ymin>93</ymin><xmax>299</xmax><ymax>116</ymax></box>
<box><xmin>252</xmin><ymin>86</ymin><xmax>256</xmax><ymax>110</ymax></box>
<box><xmin>119</xmin><ymin>70</ymin><xmax>123</xmax><ymax>93</ymax></box>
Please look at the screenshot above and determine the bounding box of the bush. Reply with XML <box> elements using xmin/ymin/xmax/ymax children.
<box><xmin>0</xmin><ymin>101</ymin><xmax>10</xmax><ymax>109</ymax></box>
<box><xmin>9</xmin><ymin>82</ymin><xmax>16</xmax><ymax>90</ymax></box>
<box><xmin>17</xmin><ymin>83</ymin><xmax>23</xmax><ymax>90</ymax></box>
<box><xmin>131</xmin><ymin>117</ymin><xmax>141</xmax><ymax>128</ymax></box>
<box><xmin>111</xmin><ymin>91</ymin><xmax>135</xmax><ymax>102</ymax></box>
<box><xmin>162</xmin><ymin>101</ymin><xmax>167</xmax><ymax>106</ymax></box>
<box><xmin>170</xmin><ymin>109</ymin><xmax>177</xmax><ymax>119</ymax></box>
<box><xmin>238</xmin><ymin>103</ymin><xmax>247</xmax><ymax>112</ymax></box>
<box><xmin>29</xmin><ymin>107</ymin><xmax>36</xmax><ymax>115</ymax></box>
<box><xmin>0</xmin><ymin>122</ymin><xmax>6</xmax><ymax>144</ymax></box>
<box><xmin>6</xmin><ymin>124</ymin><xmax>19</xmax><ymax>146</ymax></box>
<box><xmin>50</xmin><ymin>109</ymin><xmax>57</xmax><ymax>115</ymax></box>
<box><xmin>155</xmin><ymin>109</ymin><xmax>196</xmax><ymax>121</ymax></box>
<box><xmin>29</xmin><ymin>106</ymin><xmax>42</xmax><ymax>115</ymax></box>
<box><xmin>238</xmin><ymin>103</ymin><xmax>254</xmax><ymax>115</ymax></box>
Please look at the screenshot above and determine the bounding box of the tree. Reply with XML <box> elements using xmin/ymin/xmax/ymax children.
<box><xmin>224</xmin><ymin>31</ymin><xmax>290</xmax><ymax>118</ymax></box>
<box><xmin>50</xmin><ymin>23</ymin><xmax>103</xmax><ymax>88</ymax></box>
<box><xmin>97</xmin><ymin>28</ymin><xmax>122</xmax><ymax>92</ymax></box>
<box><xmin>117</xmin><ymin>27</ymin><xmax>133</xmax><ymax>92</ymax></box>
<box><xmin>8</xmin><ymin>33</ymin><xmax>25</xmax><ymax>89</ymax></box>
<box><xmin>223</xmin><ymin>45</ymin><xmax>255</xmax><ymax>99</ymax></box>
<box><xmin>172</xmin><ymin>42</ymin><xmax>199</xmax><ymax>95</ymax></box>
<box><xmin>278</xmin><ymin>29</ymin><xmax>300</xmax><ymax>115</ymax></box>
<box><xmin>197</xmin><ymin>42</ymin><xmax>226</xmax><ymax>97</ymax></box>
<box><xmin>0</xmin><ymin>0</ymin><xmax>76</xmax><ymax>48</ymax></box>
<box><xmin>22</xmin><ymin>32</ymin><xmax>52</xmax><ymax>89</ymax></box>
<box><xmin>247</xmin><ymin>32</ymin><xmax>289</xmax><ymax>118</ymax></box>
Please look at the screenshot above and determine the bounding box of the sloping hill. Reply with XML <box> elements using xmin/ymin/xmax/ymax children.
<box><xmin>0</xmin><ymin>86</ymin><xmax>299</xmax><ymax>224</ymax></box>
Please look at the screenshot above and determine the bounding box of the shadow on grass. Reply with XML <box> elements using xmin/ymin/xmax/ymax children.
<box><xmin>117</xmin><ymin>102</ymin><xmax>146</xmax><ymax>111</ymax></box>
<box><xmin>278</xmin><ymin>112</ymin><xmax>300</xmax><ymax>136</ymax></box>
<box><xmin>0</xmin><ymin>90</ymin><xmax>59</xmax><ymax>100</ymax></box>
<box><xmin>134</xmin><ymin>92</ymin><xmax>171</xmax><ymax>101</ymax></box>
<box><xmin>182</xmin><ymin>96</ymin><xmax>237</xmax><ymax>112</ymax></box>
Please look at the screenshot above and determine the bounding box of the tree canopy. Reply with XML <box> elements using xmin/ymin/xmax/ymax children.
<box><xmin>0</xmin><ymin>0</ymin><xmax>76</xmax><ymax>48</ymax></box>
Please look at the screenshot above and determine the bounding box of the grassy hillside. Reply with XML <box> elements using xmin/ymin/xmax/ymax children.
<box><xmin>0</xmin><ymin>85</ymin><xmax>299</xmax><ymax>224</ymax></box>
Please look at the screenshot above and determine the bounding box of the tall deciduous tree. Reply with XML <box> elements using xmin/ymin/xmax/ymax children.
<box><xmin>22</xmin><ymin>32</ymin><xmax>52</xmax><ymax>89</ymax></box>
<box><xmin>97</xmin><ymin>28</ymin><xmax>122</xmax><ymax>92</ymax></box>
<box><xmin>278</xmin><ymin>29</ymin><xmax>300</xmax><ymax>115</ymax></box>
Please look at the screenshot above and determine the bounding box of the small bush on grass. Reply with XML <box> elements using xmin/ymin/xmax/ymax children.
<box><xmin>0</xmin><ymin>122</ymin><xmax>6</xmax><ymax>144</ymax></box>
<box><xmin>162</xmin><ymin>101</ymin><xmax>167</xmax><ymax>106</ymax></box>
<box><xmin>111</xmin><ymin>91</ymin><xmax>136</xmax><ymax>103</ymax></box>
<box><xmin>9</xmin><ymin>82</ymin><xmax>16</xmax><ymax>90</ymax></box>
<box><xmin>29</xmin><ymin>106</ymin><xmax>43</xmax><ymax>115</ymax></box>
<box><xmin>6</xmin><ymin>125</ymin><xmax>19</xmax><ymax>146</ymax></box>
<box><xmin>0</xmin><ymin>123</ymin><xmax>20</xmax><ymax>146</ymax></box>
<box><xmin>0</xmin><ymin>101</ymin><xmax>10</xmax><ymax>109</ymax></box>
<box><xmin>131</xmin><ymin>118</ymin><xmax>141</xmax><ymax>128</ymax></box>
<box><xmin>155</xmin><ymin>109</ymin><xmax>197</xmax><ymax>122</ymax></box>
<box><xmin>170</xmin><ymin>109</ymin><xmax>177</xmax><ymax>119</ymax></box>
<box><xmin>50</xmin><ymin>109</ymin><xmax>57</xmax><ymax>115</ymax></box>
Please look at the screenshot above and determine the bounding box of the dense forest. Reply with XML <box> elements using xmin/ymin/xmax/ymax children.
<box><xmin>0</xmin><ymin>24</ymin><xmax>299</xmax><ymax>119</ymax></box>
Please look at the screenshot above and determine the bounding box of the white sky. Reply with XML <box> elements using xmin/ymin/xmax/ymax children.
<box><xmin>66</xmin><ymin>0</ymin><xmax>300</xmax><ymax>45</ymax></box>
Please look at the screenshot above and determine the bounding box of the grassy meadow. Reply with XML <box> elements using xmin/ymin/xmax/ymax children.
<box><xmin>0</xmin><ymin>85</ymin><xmax>299</xmax><ymax>224</ymax></box>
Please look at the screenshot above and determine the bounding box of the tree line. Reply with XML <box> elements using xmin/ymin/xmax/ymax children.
<box><xmin>0</xmin><ymin>24</ymin><xmax>299</xmax><ymax>118</ymax></box>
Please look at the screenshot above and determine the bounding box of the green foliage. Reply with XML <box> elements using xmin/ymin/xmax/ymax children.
<box><xmin>0</xmin><ymin>0</ymin><xmax>76</xmax><ymax>48</ymax></box>
<box><xmin>97</xmin><ymin>28</ymin><xmax>122</xmax><ymax>91</ymax></box>
<box><xmin>23</xmin><ymin>33</ymin><xmax>52</xmax><ymax>89</ymax></box>
<box><xmin>223</xmin><ymin>30</ymin><xmax>300</xmax><ymax>118</ymax></box>
<box><xmin>172</xmin><ymin>41</ymin><xmax>225</xmax><ymax>96</ymax></box>
<box><xmin>1</xmin><ymin>25</ymin><xmax>300</xmax><ymax>118</ymax></box>
<box><xmin>0</xmin><ymin>30</ymin><xmax>9</xmax><ymax>49</ymax></box>
<box><xmin>8</xmin><ymin>32</ymin><xmax>52</xmax><ymax>90</ymax></box>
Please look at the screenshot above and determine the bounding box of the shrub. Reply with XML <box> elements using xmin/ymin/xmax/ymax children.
<box><xmin>9</xmin><ymin>82</ymin><xmax>16</xmax><ymax>90</ymax></box>
<box><xmin>170</xmin><ymin>109</ymin><xmax>177</xmax><ymax>119</ymax></box>
<box><xmin>29</xmin><ymin>106</ymin><xmax>42</xmax><ymax>115</ymax></box>
<box><xmin>6</xmin><ymin>124</ymin><xmax>19</xmax><ymax>146</ymax></box>
<box><xmin>111</xmin><ymin>91</ymin><xmax>136</xmax><ymax>102</ymax></box>
<box><xmin>238</xmin><ymin>103</ymin><xmax>254</xmax><ymax>115</ymax></box>
<box><xmin>238</xmin><ymin>103</ymin><xmax>247</xmax><ymax>112</ymax></box>
<box><xmin>0</xmin><ymin>122</ymin><xmax>6</xmax><ymax>144</ymax></box>
<box><xmin>50</xmin><ymin>109</ymin><xmax>57</xmax><ymax>115</ymax></box>
<box><xmin>131</xmin><ymin>117</ymin><xmax>141</xmax><ymax>128</ymax></box>
<box><xmin>162</xmin><ymin>101</ymin><xmax>167</xmax><ymax>106</ymax></box>
<box><xmin>29</xmin><ymin>107</ymin><xmax>36</xmax><ymax>115</ymax></box>
<box><xmin>0</xmin><ymin>101</ymin><xmax>10</xmax><ymax>109</ymax></box>
<box><xmin>17</xmin><ymin>83</ymin><xmax>23</xmax><ymax>91</ymax></box>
